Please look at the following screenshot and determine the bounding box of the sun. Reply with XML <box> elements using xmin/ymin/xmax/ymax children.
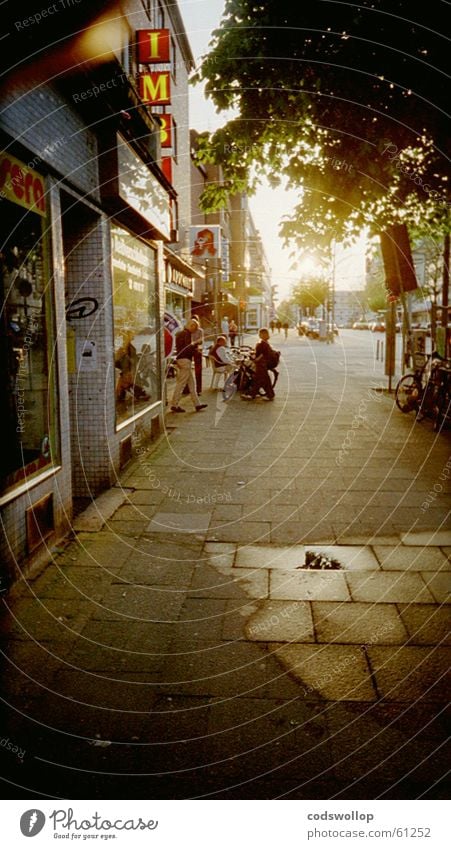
<box><xmin>298</xmin><ymin>257</ymin><xmax>318</xmax><ymax>276</ymax></box>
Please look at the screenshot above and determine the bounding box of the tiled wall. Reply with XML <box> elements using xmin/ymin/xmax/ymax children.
<box><xmin>0</xmin><ymin>82</ymin><xmax>99</xmax><ymax>200</ymax></box>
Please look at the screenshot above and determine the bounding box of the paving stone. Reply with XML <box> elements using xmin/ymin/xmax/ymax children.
<box><xmin>325</xmin><ymin>702</ymin><xmax>448</xmax><ymax>785</ymax></box>
<box><xmin>207</xmin><ymin>521</ymin><xmax>272</xmax><ymax>543</ymax></box>
<box><xmin>51</xmin><ymin>669</ymin><xmax>160</xmax><ymax>714</ymax></box>
<box><xmin>246</xmin><ymin>601</ymin><xmax>314</xmax><ymax>643</ymax></box>
<box><xmin>96</xmin><ymin>585</ymin><xmax>185</xmax><ymax>622</ymax></box>
<box><xmin>221</xmin><ymin>600</ymin><xmax>260</xmax><ymax>640</ymax></box>
<box><xmin>419</xmin><ymin>572</ymin><xmax>451</xmax><ymax>603</ymax></box>
<box><xmin>72</xmin><ymin>488</ymin><xmax>129</xmax><ymax>532</ymax></box>
<box><xmin>189</xmin><ymin>566</ymin><xmax>268</xmax><ymax>600</ymax></box>
<box><xmin>374</xmin><ymin>545</ymin><xmax>450</xmax><ymax>571</ymax></box>
<box><xmin>270</xmin><ymin>521</ymin><xmax>335</xmax><ymax>545</ymax></box>
<box><xmin>367</xmin><ymin>646</ymin><xmax>451</xmax><ymax>701</ymax></box>
<box><xmin>114</xmin><ymin>560</ymin><xmax>194</xmax><ymax>588</ymax></box>
<box><xmin>401</xmin><ymin>531</ymin><xmax>451</xmax><ymax>547</ymax></box>
<box><xmin>305</xmin><ymin>545</ymin><xmax>380</xmax><ymax>571</ymax></box>
<box><xmin>146</xmin><ymin>512</ymin><xmax>212</xmax><ymax>534</ymax></box>
<box><xmin>270</xmin><ymin>571</ymin><xmax>351</xmax><ymax>602</ymax></box>
<box><xmin>171</xmin><ymin>599</ymin><xmax>229</xmax><ymax>644</ymax></box>
<box><xmin>154</xmin><ymin>640</ymin><xmax>271</xmax><ymax>697</ymax></box>
<box><xmin>268</xmin><ymin>643</ymin><xmax>376</xmax><ymax>701</ymax></box>
<box><xmin>312</xmin><ymin>602</ymin><xmax>408</xmax><ymax>645</ymax></box>
<box><xmin>346</xmin><ymin>572</ymin><xmax>435</xmax><ymax>603</ymax></box>
<box><xmin>398</xmin><ymin>604</ymin><xmax>451</xmax><ymax>645</ymax></box>
<box><xmin>234</xmin><ymin>545</ymin><xmax>305</xmax><ymax>571</ymax></box>
<box><xmin>335</xmin><ymin>534</ymin><xmax>401</xmax><ymax>546</ymax></box>
<box><xmin>78</xmin><ymin>619</ymin><xmax>174</xmax><ymax>654</ymax></box>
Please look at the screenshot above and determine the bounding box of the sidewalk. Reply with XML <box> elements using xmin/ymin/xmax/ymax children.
<box><xmin>1</xmin><ymin>331</ymin><xmax>449</xmax><ymax>800</ymax></box>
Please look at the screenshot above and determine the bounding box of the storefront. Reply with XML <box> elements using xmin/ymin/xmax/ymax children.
<box><xmin>0</xmin><ymin>154</ymin><xmax>59</xmax><ymax>497</ymax></box>
<box><xmin>164</xmin><ymin>250</ymin><xmax>200</xmax><ymax>323</ymax></box>
<box><xmin>111</xmin><ymin>225</ymin><xmax>160</xmax><ymax>425</ymax></box>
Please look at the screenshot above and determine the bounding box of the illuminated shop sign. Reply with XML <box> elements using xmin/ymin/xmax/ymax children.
<box><xmin>137</xmin><ymin>29</ymin><xmax>170</xmax><ymax>63</ymax></box>
<box><xmin>136</xmin><ymin>29</ymin><xmax>174</xmax><ymax>184</ymax></box>
<box><xmin>138</xmin><ymin>71</ymin><xmax>171</xmax><ymax>106</ymax></box>
<box><xmin>0</xmin><ymin>153</ymin><xmax>46</xmax><ymax>216</ymax></box>
<box><xmin>159</xmin><ymin>115</ymin><xmax>172</xmax><ymax>148</ymax></box>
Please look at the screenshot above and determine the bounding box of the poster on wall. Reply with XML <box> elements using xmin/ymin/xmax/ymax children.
<box><xmin>164</xmin><ymin>310</ymin><xmax>182</xmax><ymax>357</ymax></box>
<box><xmin>189</xmin><ymin>226</ymin><xmax>222</xmax><ymax>260</ymax></box>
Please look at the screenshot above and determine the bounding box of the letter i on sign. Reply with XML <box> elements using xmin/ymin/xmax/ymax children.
<box><xmin>137</xmin><ymin>30</ymin><xmax>170</xmax><ymax>63</ymax></box>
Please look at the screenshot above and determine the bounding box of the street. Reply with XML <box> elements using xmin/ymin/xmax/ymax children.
<box><xmin>0</xmin><ymin>330</ymin><xmax>449</xmax><ymax>800</ymax></box>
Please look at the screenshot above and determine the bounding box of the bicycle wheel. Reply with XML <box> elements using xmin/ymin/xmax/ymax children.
<box><xmin>395</xmin><ymin>374</ymin><xmax>421</xmax><ymax>413</ymax></box>
<box><xmin>222</xmin><ymin>371</ymin><xmax>238</xmax><ymax>401</ymax></box>
<box><xmin>433</xmin><ymin>380</ymin><xmax>451</xmax><ymax>432</ymax></box>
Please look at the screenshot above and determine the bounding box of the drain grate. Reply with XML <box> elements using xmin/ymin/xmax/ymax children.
<box><xmin>297</xmin><ymin>550</ymin><xmax>342</xmax><ymax>570</ymax></box>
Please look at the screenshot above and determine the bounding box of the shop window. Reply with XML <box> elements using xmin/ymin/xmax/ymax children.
<box><xmin>111</xmin><ymin>224</ymin><xmax>160</xmax><ymax>425</ymax></box>
<box><xmin>0</xmin><ymin>195</ymin><xmax>59</xmax><ymax>495</ymax></box>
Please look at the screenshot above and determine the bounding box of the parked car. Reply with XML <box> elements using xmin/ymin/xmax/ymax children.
<box><xmin>352</xmin><ymin>320</ymin><xmax>369</xmax><ymax>330</ymax></box>
<box><xmin>305</xmin><ymin>319</ymin><xmax>320</xmax><ymax>338</ymax></box>
<box><xmin>328</xmin><ymin>323</ymin><xmax>339</xmax><ymax>336</ymax></box>
<box><xmin>370</xmin><ymin>320</ymin><xmax>385</xmax><ymax>332</ymax></box>
<box><xmin>300</xmin><ymin>319</ymin><xmax>320</xmax><ymax>338</ymax></box>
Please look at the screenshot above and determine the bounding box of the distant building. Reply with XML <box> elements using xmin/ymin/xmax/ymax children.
<box><xmin>333</xmin><ymin>290</ymin><xmax>366</xmax><ymax>326</ymax></box>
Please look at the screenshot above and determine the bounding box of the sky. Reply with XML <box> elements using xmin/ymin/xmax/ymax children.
<box><xmin>177</xmin><ymin>0</ymin><xmax>367</xmax><ymax>300</ymax></box>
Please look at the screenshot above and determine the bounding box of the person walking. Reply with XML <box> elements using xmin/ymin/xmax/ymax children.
<box><xmin>221</xmin><ymin>316</ymin><xmax>229</xmax><ymax>342</ymax></box>
<box><xmin>170</xmin><ymin>319</ymin><xmax>208</xmax><ymax>413</ymax></box>
<box><xmin>228</xmin><ymin>319</ymin><xmax>238</xmax><ymax>346</ymax></box>
<box><xmin>276</xmin><ymin>319</ymin><xmax>282</xmax><ymax>333</ymax></box>
<box><xmin>283</xmin><ymin>321</ymin><xmax>289</xmax><ymax>339</ymax></box>
<box><xmin>269</xmin><ymin>319</ymin><xmax>275</xmax><ymax>334</ymax></box>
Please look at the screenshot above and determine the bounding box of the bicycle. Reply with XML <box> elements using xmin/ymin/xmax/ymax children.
<box><xmin>395</xmin><ymin>352</ymin><xmax>451</xmax><ymax>431</ymax></box>
<box><xmin>222</xmin><ymin>351</ymin><xmax>279</xmax><ymax>401</ymax></box>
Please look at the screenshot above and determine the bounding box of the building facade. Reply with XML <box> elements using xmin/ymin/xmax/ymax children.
<box><xmin>0</xmin><ymin>0</ymin><xmax>196</xmax><ymax>583</ymax></box>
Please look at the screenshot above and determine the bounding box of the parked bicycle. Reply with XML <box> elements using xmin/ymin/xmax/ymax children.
<box><xmin>395</xmin><ymin>351</ymin><xmax>451</xmax><ymax>432</ymax></box>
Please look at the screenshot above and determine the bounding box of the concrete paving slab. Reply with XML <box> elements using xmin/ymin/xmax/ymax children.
<box><xmin>367</xmin><ymin>646</ymin><xmax>451</xmax><ymax>701</ymax></box>
<box><xmin>270</xmin><ymin>571</ymin><xmax>351</xmax><ymax>602</ymax></box>
<box><xmin>335</xmin><ymin>534</ymin><xmax>401</xmax><ymax>546</ymax></box>
<box><xmin>220</xmin><ymin>600</ymin><xmax>260</xmax><ymax>640</ymax></box>
<box><xmin>346</xmin><ymin>572</ymin><xmax>435</xmax><ymax>603</ymax></box>
<box><xmin>189</xmin><ymin>566</ymin><xmax>268</xmax><ymax>600</ymax></box>
<box><xmin>305</xmin><ymin>545</ymin><xmax>380</xmax><ymax>571</ymax></box>
<box><xmin>401</xmin><ymin>530</ymin><xmax>451</xmax><ymax>547</ymax></box>
<box><xmin>268</xmin><ymin>643</ymin><xmax>376</xmax><ymax>701</ymax></box>
<box><xmin>419</xmin><ymin>572</ymin><xmax>451</xmax><ymax>603</ymax></box>
<box><xmin>146</xmin><ymin>512</ymin><xmax>212</xmax><ymax>534</ymax></box>
<box><xmin>246</xmin><ymin>601</ymin><xmax>315</xmax><ymax>643</ymax></box>
<box><xmin>207</xmin><ymin>521</ymin><xmax>272</xmax><ymax>543</ymax></box>
<box><xmin>398</xmin><ymin>604</ymin><xmax>451</xmax><ymax>645</ymax></box>
<box><xmin>312</xmin><ymin>601</ymin><xmax>408</xmax><ymax>645</ymax></box>
<box><xmin>235</xmin><ymin>545</ymin><xmax>305</xmax><ymax>571</ymax></box>
<box><xmin>373</xmin><ymin>545</ymin><xmax>450</xmax><ymax>571</ymax></box>
<box><xmin>72</xmin><ymin>488</ymin><xmax>132</xmax><ymax>532</ymax></box>
<box><xmin>96</xmin><ymin>585</ymin><xmax>185</xmax><ymax>622</ymax></box>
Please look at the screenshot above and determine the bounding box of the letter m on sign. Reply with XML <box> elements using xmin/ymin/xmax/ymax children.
<box><xmin>139</xmin><ymin>73</ymin><xmax>171</xmax><ymax>105</ymax></box>
<box><xmin>137</xmin><ymin>29</ymin><xmax>170</xmax><ymax>63</ymax></box>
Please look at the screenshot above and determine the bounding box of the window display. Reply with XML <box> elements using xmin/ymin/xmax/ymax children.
<box><xmin>111</xmin><ymin>224</ymin><xmax>160</xmax><ymax>424</ymax></box>
<box><xmin>0</xmin><ymin>196</ymin><xmax>58</xmax><ymax>494</ymax></box>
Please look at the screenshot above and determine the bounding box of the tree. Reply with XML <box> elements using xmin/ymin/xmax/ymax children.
<box><xmin>291</xmin><ymin>277</ymin><xmax>329</xmax><ymax>316</ymax></box>
<box><xmin>193</xmin><ymin>2</ymin><xmax>450</xmax><ymax>258</ymax></box>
